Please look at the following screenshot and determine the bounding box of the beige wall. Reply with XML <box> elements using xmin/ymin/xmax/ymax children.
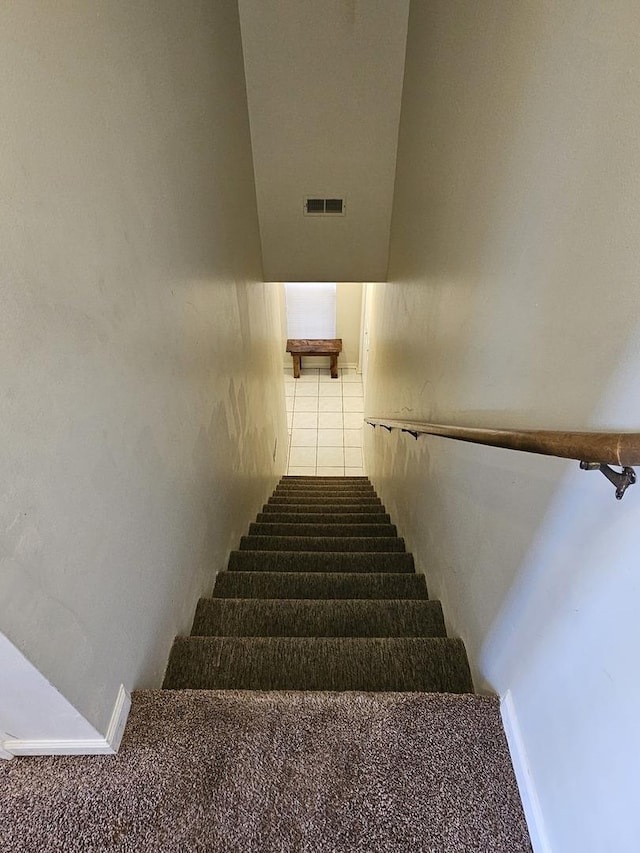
<box><xmin>365</xmin><ymin>1</ymin><xmax>640</xmax><ymax>849</ymax></box>
<box><xmin>279</xmin><ymin>283</ymin><xmax>363</xmax><ymax>369</ymax></box>
<box><xmin>239</xmin><ymin>0</ymin><xmax>409</xmax><ymax>281</ymax></box>
<box><xmin>0</xmin><ymin>0</ymin><xmax>287</xmax><ymax>737</ymax></box>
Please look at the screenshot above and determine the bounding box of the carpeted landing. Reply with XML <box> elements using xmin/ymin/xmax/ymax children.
<box><xmin>1</xmin><ymin>690</ymin><xmax>531</xmax><ymax>853</ymax></box>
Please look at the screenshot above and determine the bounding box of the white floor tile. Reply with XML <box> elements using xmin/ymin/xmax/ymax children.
<box><xmin>342</xmin><ymin>397</ymin><xmax>364</xmax><ymax>413</ymax></box>
<box><xmin>316</xmin><ymin>466</ymin><xmax>345</xmax><ymax>476</ymax></box>
<box><xmin>317</xmin><ymin>428</ymin><xmax>343</xmax><ymax>447</ymax></box>
<box><xmin>294</xmin><ymin>397</ymin><xmax>319</xmax><ymax>412</ymax></box>
<box><xmin>296</xmin><ymin>370</ymin><xmax>319</xmax><ymax>381</ymax></box>
<box><xmin>292</xmin><ymin>411</ymin><xmax>318</xmax><ymax>429</ymax></box>
<box><xmin>289</xmin><ymin>446</ymin><xmax>317</xmax><ymax>467</ymax></box>
<box><xmin>288</xmin><ymin>466</ymin><xmax>316</xmax><ymax>475</ymax></box>
<box><xmin>341</xmin><ymin>370</ymin><xmax>360</xmax><ymax>382</ymax></box>
<box><xmin>317</xmin><ymin>446</ymin><xmax>344</xmax><ymax>466</ymax></box>
<box><xmin>319</xmin><ymin>372</ymin><xmax>341</xmax><ymax>383</ymax></box>
<box><xmin>295</xmin><ymin>383</ymin><xmax>320</xmax><ymax>397</ymax></box>
<box><xmin>318</xmin><ymin>397</ymin><xmax>343</xmax><ymax>413</ymax></box>
<box><xmin>343</xmin><ymin>412</ymin><xmax>365</xmax><ymax>430</ymax></box>
<box><xmin>345</xmin><ymin>467</ymin><xmax>364</xmax><ymax>476</ymax></box>
<box><xmin>318</xmin><ymin>412</ymin><xmax>343</xmax><ymax>429</ymax></box>
<box><xmin>286</xmin><ymin>412</ymin><xmax>293</xmax><ymax>429</ymax></box>
<box><xmin>344</xmin><ymin>429</ymin><xmax>362</xmax><ymax>447</ymax></box>
<box><xmin>291</xmin><ymin>428</ymin><xmax>317</xmax><ymax>447</ymax></box>
<box><xmin>342</xmin><ymin>384</ymin><xmax>364</xmax><ymax>397</ymax></box>
<box><xmin>344</xmin><ymin>447</ymin><xmax>363</xmax><ymax>467</ymax></box>
<box><xmin>318</xmin><ymin>383</ymin><xmax>342</xmax><ymax>397</ymax></box>
<box><xmin>285</xmin><ymin>396</ymin><xmax>295</xmax><ymax>413</ymax></box>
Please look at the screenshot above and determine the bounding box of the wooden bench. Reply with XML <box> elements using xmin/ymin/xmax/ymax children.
<box><xmin>286</xmin><ymin>338</ymin><xmax>343</xmax><ymax>379</ymax></box>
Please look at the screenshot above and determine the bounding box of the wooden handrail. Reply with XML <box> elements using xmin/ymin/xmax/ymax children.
<box><xmin>365</xmin><ymin>418</ymin><xmax>640</xmax><ymax>467</ymax></box>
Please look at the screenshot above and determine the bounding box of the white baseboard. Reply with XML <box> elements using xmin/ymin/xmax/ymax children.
<box><xmin>2</xmin><ymin>685</ymin><xmax>131</xmax><ymax>758</ymax></box>
<box><xmin>500</xmin><ymin>691</ymin><xmax>552</xmax><ymax>853</ymax></box>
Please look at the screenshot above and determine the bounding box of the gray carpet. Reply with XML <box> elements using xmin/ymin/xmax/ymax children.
<box><xmin>213</xmin><ymin>569</ymin><xmax>429</xmax><ymax>598</ymax></box>
<box><xmin>227</xmin><ymin>550</ymin><xmax>415</xmax><ymax>572</ymax></box>
<box><xmin>261</xmin><ymin>502</ymin><xmax>387</xmax><ymax>513</ymax></box>
<box><xmin>192</xmin><ymin>597</ymin><xmax>446</xmax><ymax>637</ymax></box>
<box><xmin>163</xmin><ymin>636</ymin><xmax>472</xmax><ymax>691</ymax></box>
<box><xmin>0</xmin><ymin>690</ymin><xmax>531</xmax><ymax>853</ymax></box>
<box><xmin>166</xmin><ymin>477</ymin><xmax>471</xmax><ymax>689</ymax></box>
<box><xmin>248</xmin><ymin>522</ymin><xmax>398</xmax><ymax>537</ymax></box>
<box><xmin>238</xmin><ymin>535</ymin><xmax>406</xmax><ymax>552</ymax></box>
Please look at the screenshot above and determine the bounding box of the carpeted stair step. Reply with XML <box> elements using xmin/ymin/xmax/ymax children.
<box><xmin>163</xmin><ymin>636</ymin><xmax>473</xmax><ymax>692</ymax></box>
<box><xmin>281</xmin><ymin>475</ymin><xmax>371</xmax><ymax>482</ymax></box>
<box><xmin>274</xmin><ymin>482</ymin><xmax>376</xmax><ymax>490</ymax></box>
<box><xmin>278</xmin><ymin>477</ymin><xmax>372</xmax><ymax>487</ymax></box>
<box><xmin>239</xmin><ymin>535</ymin><xmax>405</xmax><ymax>552</ymax></box>
<box><xmin>191</xmin><ymin>598</ymin><xmax>446</xmax><ymax>637</ymax></box>
<box><xmin>227</xmin><ymin>550</ymin><xmax>416</xmax><ymax>573</ymax></box>
<box><xmin>268</xmin><ymin>496</ymin><xmax>382</xmax><ymax>506</ymax></box>
<box><xmin>274</xmin><ymin>489</ymin><xmax>377</xmax><ymax>498</ymax></box>
<box><xmin>248</xmin><ymin>522</ymin><xmax>397</xmax><ymax>538</ymax></box>
<box><xmin>276</xmin><ymin>478</ymin><xmax>374</xmax><ymax>486</ymax></box>
<box><xmin>261</xmin><ymin>503</ymin><xmax>387</xmax><ymax>515</ymax></box>
<box><xmin>255</xmin><ymin>512</ymin><xmax>391</xmax><ymax>524</ymax></box>
<box><xmin>213</xmin><ymin>571</ymin><xmax>428</xmax><ymax>599</ymax></box>
<box><xmin>274</xmin><ymin>484</ymin><xmax>376</xmax><ymax>492</ymax></box>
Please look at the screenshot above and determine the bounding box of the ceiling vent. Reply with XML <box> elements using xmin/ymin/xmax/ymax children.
<box><xmin>304</xmin><ymin>197</ymin><xmax>345</xmax><ymax>216</ymax></box>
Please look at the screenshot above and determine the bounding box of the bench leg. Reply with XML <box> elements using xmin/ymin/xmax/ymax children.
<box><xmin>292</xmin><ymin>354</ymin><xmax>301</xmax><ymax>379</ymax></box>
<box><xmin>330</xmin><ymin>354</ymin><xmax>338</xmax><ymax>379</ymax></box>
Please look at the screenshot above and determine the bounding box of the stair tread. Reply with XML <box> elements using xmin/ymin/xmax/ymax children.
<box><xmin>163</xmin><ymin>636</ymin><xmax>473</xmax><ymax>692</ymax></box>
<box><xmin>239</xmin><ymin>535</ymin><xmax>405</xmax><ymax>552</ymax></box>
<box><xmin>227</xmin><ymin>551</ymin><xmax>415</xmax><ymax>573</ymax></box>
<box><xmin>213</xmin><ymin>571</ymin><xmax>429</xmax><ymax>599</ymax></box>
<box><xmin>256</xmin><ymin>512</ymin><xmax>391</xmax><ymax>524</ymax></box>
<box><xmin>268</xmin><ymin>497</ymin><xmax>382</xmax><ymax>505</ymax></box>
<box><xmin>274</xmin><ymin>490</ymin><xmax>377</xmax><ymax>496</ymax></box>
<box><xmin>192</xmin><ymin>598</ymin><xmax>446</xmax><ymax>637</ymax></box>
<box><xmin>248</xmin><ymin>523</ymin><xmax>397</xmax><ymax>537</ymax></box>
<box><xmin>262</xmin><ymin>504</ymin><xmax>387</xmax><ymax>515</ymax></box>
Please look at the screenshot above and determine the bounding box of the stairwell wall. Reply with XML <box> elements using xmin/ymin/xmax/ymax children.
<box><xmin>0</xmin><ymin>0</ymin><xmax>287</xmax><ymax>739</ymax></box>
<box><xmin>364</xmin><ymin>1</ymin><xmax>640</xmax><ymax>850</ymax></box>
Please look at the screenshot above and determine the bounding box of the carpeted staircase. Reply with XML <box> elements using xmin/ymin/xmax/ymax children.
<box><xmin>0</xmin><ymin>477</ymin><xmax>531</xmax><ymax>852</ymax></box>
<box><xmin>163</xmin><ymin>476</ymin><xmax>474</xmax><ymax>693</ymax></box>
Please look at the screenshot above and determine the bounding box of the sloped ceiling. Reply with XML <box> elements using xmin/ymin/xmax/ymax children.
<box><xmin>238</xmin><ymin>0</ymin><xmax>410</xmax><ymax>282</ymax></box>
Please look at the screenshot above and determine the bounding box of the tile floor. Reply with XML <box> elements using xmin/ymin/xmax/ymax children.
<box><xmin>285</xmin><ymin>367</ymin><xmax>365</xmax><ymax>476</ymax></box>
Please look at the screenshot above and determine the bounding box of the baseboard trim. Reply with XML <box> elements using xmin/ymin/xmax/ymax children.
<box><xmin>2</xmin><ymin>685</ymin><xmax>131</xmax><ymax>758</ymax></box>
<box><xmin>500</xmin><ymin>691</ymin><xmax>552</xmax><ymax>853</ymax></box>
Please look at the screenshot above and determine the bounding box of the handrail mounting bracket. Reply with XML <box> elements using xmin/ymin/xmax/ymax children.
<box><xmin>579</xmin><ymin>461</ymin><xmax>636</xmax><ymax>500</ymax></box>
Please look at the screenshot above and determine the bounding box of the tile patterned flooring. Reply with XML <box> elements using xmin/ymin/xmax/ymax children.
<box><xmin>285</xmin><ymin>367</ymin><xmax>365</xmax><ymax>476</ymax></box>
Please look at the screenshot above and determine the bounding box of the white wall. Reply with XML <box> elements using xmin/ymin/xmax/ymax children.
<box><xmin>0</xmin><ymin>0</ymin><xmax>287</xmax><ymax>739</ymax></box>
<box><xmin>365</xmin><ymin>1</ymin><xmax>640</xmax><ymax>849</ymax></box>
<box><xmin>279</xmin><ymin>283</ymin><xmax>363</xmax><ymax>369</ymax></box>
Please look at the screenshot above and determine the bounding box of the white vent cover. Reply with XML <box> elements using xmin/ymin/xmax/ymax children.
<box><xmin>304</xmin><ymin>197</ymin><xmax>346</xmax><ymax>216</ymax></box>
<box><xmin>285</xmin><ymin>283</ymin><xmax>337</xmax><ymax>338</ymax></box>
